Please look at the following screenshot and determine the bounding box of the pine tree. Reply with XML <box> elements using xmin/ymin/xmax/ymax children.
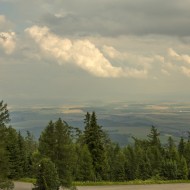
<box><xmin>84</xmin><ymin>112</ymin><xmax>108</xmax><ymax>181</ymax></box>
<box><xmin>160</xmin><ymin>159</ymin><xmax>178</xmax><ymax>180</ymax></box>
<box><xmin>25</xmin><ymin>131</ymin><xmax>37</xmax><ymax>177</ymax></box>
<box><xmin>177</xmin><ymin>156</ymin><xmax>188</xmax><ymax>179</ymax></box>
<box><xmin>183</xmin><ymin>141</ymin><xmax>190</xmax><ymax>178</ymax></box>
<box><xmin>17</xmin><ymin>131</ymin><xmax>27</xmax><ymax>178</ymax></box>
<box><xmin>124</xmin><ymin>145</ymin><xmax>136</xmax><ymax>180</ymax></box>
<box><xmin>147</xmin><ymin>126</ymin><xmax>161</xmax><ymax>148</ymax></box>
<box><xmin>0</xmin><ymin>101</ymin><xmax>14</xmax><ymax>189</ymax></box>
<box><xmin>0</xmin><ymin>101</ymin><xmax>10</xmax><ymax>126</ymax></box>
<box><xmin>0</xmin><ymin>136</ymin><xmax>13</xmax><ymax>190</ymax></box>
<box><xmin>178</xmin><ymin>137</ymin><xmax>185</xmax><ymax>157</ymax></box>
<box><xmin>166</xmin><ymin>136</ymin><xmax>179</xmax><ymax>161</ymax></box>
<box><xmin>138</xmin><ymin>154</ymin><xmax>152</xmax><ymax>180</ymax></box>
<box><xmin>112</xmin><ymin>150</ymin><xmax>126</xmax><ymax>181</ymax></box>
<box><xmin>75</xmin><ymin>145</ymin><xmax>94</xmax><ymax>181</ymax></box>
<box><xmin>6</xmin><ymin>127</ymin><xmax>21</xmax><ymax>179</ymax></box>
<box><xmin>39</xmin><ymin>121</ymin><xmax>56</xmax><ymax>160</ymax></box>
<box><xmin>39</xmin><ymin>118</ymin><xmax>75</xmax><ymax>188</ymax></box>
<box><xmin>147</xmin><ymin>126</ymin><xmax>162</xmax><ymax>176</ymax></box>
<box><xmin>84</xmin><ymin>112</ymin><xmax>91</xmax><ymax>130</ymax></box>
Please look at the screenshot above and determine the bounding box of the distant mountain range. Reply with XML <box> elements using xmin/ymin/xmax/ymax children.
<box><xmin>9</xmin><ymin>102</ymin><xmax>190</xmax><ymax>146</ymax></box>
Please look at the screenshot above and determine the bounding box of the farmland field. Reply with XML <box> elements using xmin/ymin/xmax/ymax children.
<box><xmin>10</xmin><ymin>102</ymin><xmax>190</xmax><ymax>145</ymax></box>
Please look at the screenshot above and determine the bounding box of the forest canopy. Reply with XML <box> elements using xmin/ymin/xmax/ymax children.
<box><xmin>1</xmin><ymin>101</ymin><xmax>190</xmax><ymax>190</ymax></box>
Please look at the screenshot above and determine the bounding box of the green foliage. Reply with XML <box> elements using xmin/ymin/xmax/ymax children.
<box><xmin>0</xmin><ymin>101</ymin><xmax>10</xmax><ymax>126</ymax></box>
<box><xmin>6</xmin><ymin>127</ymin><xmax>25</xmax><ymax>179</ymax></box>
<box><xmin>124</xmin><ymin>146</ymin><xmax>136</xmax><ymax>180</ymax></box>
<box><xmin>0</xmin><ymin>180</ymin><xmax>14</xmax><ymax>190</ymax></box>
<box><xmin>177</xmin><ymin>156</ymin><xmax>188</xmax><ymax>180</ymax></box>
<box><xmin>39</xmin><ymin>118</ymin><xmax>75</xmax><ymax>187</ymax></box>
<box><xmin>147</xmin><ymin>126</ymin><xmax>161</xmax><ymax>148</ymax></box>
<box><xmin>34</xmin><ymin>158</ymin><xmax>60</xmax><ymax>190</ymax></box>
<box><xmin>83</xmin><ymin>112</ymin><xmax>109</xmax><ymax>180</ymax></box>
<box><xmin>178</xmin><ymin>137</ymin><xmax>185</xmax><ymax>157</ymax></box>
<box><xmin>112</xmin><ymin>149</ymin><xmax>126</xmax><ymax>181</ymax></box>
<box><xmin>74</xmin><ymin>144</ymin><xmax>95</xmax><ymax>181</ymax></box>
<box><xmin>160</xmin><ymin>159</ymin><xmax>178</xmax><ymax>180</ymax></box>
<box><xmin>0</xmin><ymin>128</ymin><xmax>9</xmax><ymax>179</ymax></box>
<box><xmin>2</xmin><ymin>101</ymin><xmax>190</xmax><ymax>185</ymax></box>
<box><xmin>0</xmin><ymin>101</ymin><xmax>14</xmax><ymax>189</ymax></box>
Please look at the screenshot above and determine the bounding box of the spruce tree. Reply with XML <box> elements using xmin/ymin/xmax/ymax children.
<box><xmin>39</xmin><ymin>118</ymin><xmax>75</xmax><ymax>188</ymax></box>
<box><xmin>6</xmin><ymin>127</ymin><xmax>21</xmax><ymax>179</ymax></box>
<box><xmin>124</xmin><ymin>146</ymin><xmax>136</xmax><ymax>180</ymax></box>
<box><xmin>84</xmin><ymin>112</ymin><xmax>108</xmax><ymax>181</ymax></box>
<box><xmin>112</xmin><ymin>150</ymin><xmax>126</xmax><ymax>181</ymax></box>
<box><xmin>178</xmin><ymin>137</ymin><xmax>185</xmax><ymax>157</ymax></box>
<box><xmin>147</xmin><ymin>126</ymin><xmax>162</xmax><ymax>176</ymax></box>
<box><xmin>0</xmin><ymin>101</ymin><xmax>14</xmax><ymax>189</ymax></box>
<box><xmin>25</xmin><ymin>131</ymin><xmax>37</xmax><ymax>177</ymax></box>
<box><xmin>147</xmin><ymin>126</ymin><xmax>161</xmax><ymax>148</ymax></box>
<box><xmin>0</xmin><ymin>101</ymin><xmax>10</xmax><ymax>126</ymax></box>
<box><xmin>177</xmin><ymin>156</ymin><xmax>188</xmax><ymax>179</ymax></box>
<box><xmin>161</xmin><ymin>159</ymin><xmax>178</xmax><ymax>180</ymax></box>
<box><xmin>75</xmin><ymin>145</ymin><xmax>94</xmax><ymax>181</ymax></box>
<box><xmin>184</xmin><ymin>141</ymin><xmax>190</xmax><ymax>178</ymax></box>
<box><xmin>166</xmin><ymin>136</ymin><xmax>179</xmax><ymax>161</ymax></box>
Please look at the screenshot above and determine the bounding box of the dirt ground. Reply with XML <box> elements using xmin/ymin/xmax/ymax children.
<box><xmin>14</xmin><ymin>182</ymin><xmax>190</xmax><ymax>190</ymax></box>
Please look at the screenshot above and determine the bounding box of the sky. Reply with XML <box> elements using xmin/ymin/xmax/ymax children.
<box><xmin>1</xmin><ymin>0</ymin><xmax>190</xmax><ymax>107</ymax></box>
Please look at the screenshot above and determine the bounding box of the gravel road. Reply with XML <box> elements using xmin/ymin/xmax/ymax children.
<box><xmin>14</xmin><ymin>182</ymin><xmax>190</xmax><ymax>190</ymax></box>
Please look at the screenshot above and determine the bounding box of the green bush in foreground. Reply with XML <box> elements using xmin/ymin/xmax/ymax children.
<box><xmin>33</xmin><ymin>158</ymin><xmax>60</xmax><ymax>190</ymax></box>
<box><xmin>0</xmin><ymin>180</ymin><xmax>14</xmax><ymax>190</ymax></box>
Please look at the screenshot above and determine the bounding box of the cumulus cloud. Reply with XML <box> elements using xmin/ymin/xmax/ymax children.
<box><xmin>102</xmin><ymin>45</ymin><xmax>190</xmax><ymax>79</ymax></box>
<box><xmin>168</xmin><ymin>48</ymin><xmax>180</xmax><ymax>58</ymax></box>
<box><xmin>103</xmin><ymin>45</ymin><xmax>156</xmax><ymax>77</ymax></box>
<box><xmin>169</xmin><ymin>48</ymin><xmax>190</xmax><ymax>65</ymax></box>
<box><xmin>102</xmin><ymin>45</ymin><xmax>128</xmax><ymax>60</ymax></box>
<box><xmin>181</xmin><ymin>66</ymin><xmax>190</xmax><ymax>77</ymax></box>
<box><xmin>25</xmin><ymin>25</ymin><xmax>148</xmax><ymax>78</ymax></box>
<box><xmin>166</xmin><ymin>48</ymin><xmax>190</xmax><ymax>77</ymax></box>
<box><xmin>0</xmin><ymin>32</ymin><xmax>16</xmax><ymax>54</ymax></box>
<box><xmin>0</xmin><ymin>15</ymin><xmax>16</xmax><ymax>54</ymax></box>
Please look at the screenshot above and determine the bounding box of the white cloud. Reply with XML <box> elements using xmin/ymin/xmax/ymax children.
<box><xmin>103</xmin><ymin>45</ymin><xmax>156</xmax><ymax>76</ymax></box>
<box><xmin>0</xmin><ymin>32</ymin><xmax>16</xmax><ymax>54</ymax></box>
<box><xmin>25</xmin><ymin>25</ymin><xmax>148</xmax><ymax>78</ymax></box>
<box><xmin>165</xmin><ymin>48</ymin><xmax>190</xmax><ymax>77</ymax></box>
<box><xmin>168</xmin><ymin>48</ymin><xmax>190</xmax><ymax>64</ymax></box>
<box><xmin>102</xmin><ymin>45</ymin><xmax>128</xmax><ymax>59</ymax></box>
<box><xmin>181</xmin><ymin>66</ymin><xmax>190</xmax><ymax>77</ymax></box>
<box><xmin>24</xmin><ymin>26</ymin><xmax>190</xmax><ymax>79</ymax></box>
<box><xmin>0</xmin><ymin>15</ymin><xmax>16</xmax><ymax>54</ymax></box>
<box><xmin>168</xmin><ymin>48</ymin><xmax>180</xmax><ymax>58</ymax></box>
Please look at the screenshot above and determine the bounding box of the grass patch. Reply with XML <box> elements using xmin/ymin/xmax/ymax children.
<box><xmin>73</xmin><ymin>180</ymin><xmax>190</xmax><ymax>186</ymax></box>
<box><xmin>17</xmin><ymin>178</ymin><xmax>190</xmax><ymax>186</ymax></box>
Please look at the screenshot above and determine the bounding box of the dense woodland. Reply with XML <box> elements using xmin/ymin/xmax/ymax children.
<box><xmin>1</xmin><ymin>101</ymin><xmax>190</xmax><ymax>189</ymax></box>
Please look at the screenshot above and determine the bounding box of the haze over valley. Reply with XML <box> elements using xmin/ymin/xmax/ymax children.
<box><xmin>10</xmin><ymin>101</ymin><xmax>190</xmax><ymax>146</ymax></box>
